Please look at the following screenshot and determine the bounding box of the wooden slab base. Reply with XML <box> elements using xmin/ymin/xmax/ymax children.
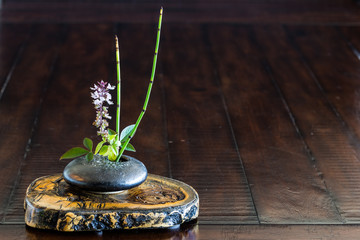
<box><xmin>24</xmin><ymin>174</ymin><xmax>199</xmax><ymax>232</ymax></box>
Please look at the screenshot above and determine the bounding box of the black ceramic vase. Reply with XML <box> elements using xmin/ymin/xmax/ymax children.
<box><xmin>63</xmin><ymin>155</ymin><xmax>147</xmax><ymax>193</ymax></box>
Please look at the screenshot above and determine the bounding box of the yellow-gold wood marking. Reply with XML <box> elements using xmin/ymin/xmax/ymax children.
<box><xmin>24</xmin><ymin>174</ymin><xmax>199</xmax><ymax>231</ymax></box>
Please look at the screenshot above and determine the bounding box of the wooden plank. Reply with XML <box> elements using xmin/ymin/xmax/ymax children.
<box><xmin>287</xmin><ymin>25</ymin><xmax>360</xmax><ymax>223</ymax></box>
<box><xmin>340</xmin><ymin>26</ymin><xmax>360</xmax><ymax>62</ymax></box>
<box><xmin>208</xmin><ymin>24</ymin><xmax>341</xmax><ymax>223</ymax></box>
<box><xmin>209</xmin><ymin>225</ymin><xmax>360</xmax><ymax>240</ymax></box>
<box><xmin>287</xmin><ymin>26</ymin><xmax>360</xmax><ymax>143</ymax></box>
<box><xmin>1</xmin><ymin>224</ymin><xmax>360</xmax><ymax>240</ymax></box>
<box><xmin>0</xmin><ymin>24</ymin><xmax>63</xmax><ymax>222</ymax></box>
<box><xmin>254</xmin><ymin>25</ymin><xmax>348</xmax><ymax>223</ymax></box>
<box><xmin>0</xmin><ymin>23</ymin><xmax>31</xmax><ymax>95</ymax></box>
<box><xmin>1</xmin><ymin>24</ymin><xmax>114</xmax><ymax>223</ymax></box>
<box><xmin>161</xmin><ymin>24</ymin><xmax>258</xmax><ymax>223</ymax></box>
<box><xmin>2</xmin><ymin>23</ymin><xmax>170</xmax><ymax>223</ymax></box>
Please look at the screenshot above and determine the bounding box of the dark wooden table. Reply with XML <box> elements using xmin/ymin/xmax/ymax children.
<box><xmin>2</xmin><ymin>0</ymin><xmax>360</xmax><ymax>239</ymax></box>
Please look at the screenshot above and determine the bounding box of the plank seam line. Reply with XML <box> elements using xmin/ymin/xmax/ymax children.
<box><xmin>261</xmin><ymin>60</ymin><xmax>344</xmax><ymax>223</ymax></box>
<box><xmin>264</xmin><ymin>25</ymin><xmax>344</xmax><ymax>223</ymax></box>
<box><xmin>1</xmin><ymin>25</ymin><xmax>67</xmax><ymax>223</ymax></box>
<box><xmin>283</xmin><ymin>26</ymin><xmax>353</xmax><ymax>141</ymax></box>
<box><xmin>0</xmin><ymin>26</ymin><xmax>31</xmax><ymax>102</ymax></box>
<box><xmin>337</xmin><ymin>26</ymin><xmax>360</xmax><ymax>62</ymax></box>
<box><xmin>202</xmin><ymin>24</ymin><xmax>259</xmax><ymax>223</ymax></box>
<box><xmin>1</xmin><ymin>54</ymin><xmax>60</xmax><ymax>223</ymax></box>
<box><xmin>283</xmin><ymin>26</ymin><xmax>360</xmax><ymax>222</ymax></box>
<box><xmin>261</xmin><ymin>61</ymin><xmax>313</xmax><ymax>159</ymax></box>
<box><xmin>285</xmin><ymin>26</ymin><xmax>348</xmax><ymax>132</ymax></box>
<box><xmin>283</xmin><ymin>26</ymin><xmax>360</xmax><ymax>173</ymax></box>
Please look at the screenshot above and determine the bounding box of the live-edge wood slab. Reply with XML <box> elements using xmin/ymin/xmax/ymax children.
<box><xmin>24</xmin><ymin>174</ymin><xmax>199</xmax><ymax>232</ymax></box>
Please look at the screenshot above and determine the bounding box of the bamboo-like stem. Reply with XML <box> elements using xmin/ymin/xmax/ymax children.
<box><xmin>116</xmin><ymin>7</ymin><xmax>163</xmax><ymax>162</ymax></box>
<box><xmin>115</xmin><ymin>35</ymin><xmax>121</xmax><ymax>142</ymax></box>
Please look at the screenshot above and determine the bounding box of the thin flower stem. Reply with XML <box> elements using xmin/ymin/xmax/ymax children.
<box><xmin>116</xmin><ymin>7</ymin><xmax>163</xmax><ymax>162</ymax></box>
<box><xmin>115</xmin><ymin>35</ymin><xmax>121</xmax><ymax>142</ymax></box>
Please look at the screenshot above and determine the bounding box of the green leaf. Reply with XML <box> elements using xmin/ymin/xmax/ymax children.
<box><xmin>110</xmin><ymin>145</ymin><xmax>118</xmax><ymax>156</ymax></box>
<box><xmin>108</xmin><ymin>151</ymin><xmax>117</xmax><ymax>161</ymax></box>
<box><xmin>109</xmin><ymin>134</ymin><xmax>117</xmax><ymax>142</ymax></box>
<box><xmin>124</xmin><ymin>143</ymin><xmax>136</xmax><ymax>152</ymax></box>
<box><xmin>120</xmin><ymin>124</ymin><xmax>135</xmax><ymax>142</ymax></box>
<box><xmin>99</xmin><ymin>145</ymin><xmax>109</xmax><ymax>156</ymax></box>
<box><xmin>85</xmin><ymin>152</ymin><xmax>94</xmax><ymax>161</ymax></box>
<box><xmin>95</xmin><ymin>141</ymin><xmax>105</xmax><ymax>154</ymax></box>
<box><xmin>60</xmin><ymin>147</ymin><xmax>89</xmax><ymax>160</ymax></box>
<box><xmin>83</xmin><ymin>138</ymin><xmax>93</xmax><ymax>152</ymax></box>
<box><xmin>108</xmin><ymin>128</ymin><xmax>117</xmax><ymax>136</ymax></box>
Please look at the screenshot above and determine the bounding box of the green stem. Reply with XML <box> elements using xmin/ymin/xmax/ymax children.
<box><xmin>115</xmin><ymin>35</ymin><xmax>121</xmax><ymax>142</ymax></box>
<box><xmin>116</xmin><ymin>7</ymin><xmax>163</xmax><ymax>162</ymax></box>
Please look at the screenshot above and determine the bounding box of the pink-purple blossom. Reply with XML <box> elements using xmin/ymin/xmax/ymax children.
<box><xmin>91</xmin><ymin>80</ymin><xmax>115</xmax><ymax>137</ymax></box>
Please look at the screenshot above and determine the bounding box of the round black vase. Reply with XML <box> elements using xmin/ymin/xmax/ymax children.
<box><xmin>63</xmin><ymin>155</ymin><xmax>147</xmax><ymax>193</ymax></box>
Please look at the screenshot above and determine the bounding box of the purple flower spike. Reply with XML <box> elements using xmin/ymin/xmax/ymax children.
<box><xmin>91</xmin><ymin>80</ymin><xmax>115</xmax><ymax>137</ymax></box>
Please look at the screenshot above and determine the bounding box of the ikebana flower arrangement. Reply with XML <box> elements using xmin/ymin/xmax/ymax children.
<box><xmin>25</xmin><ymin>8</ymin><xmax>198</xmax><ymax>232</ymax></box>
<box><xmin>59</xmin><ymin>8</ymin><xmax>163</xmax><ymax>192</ymax></box>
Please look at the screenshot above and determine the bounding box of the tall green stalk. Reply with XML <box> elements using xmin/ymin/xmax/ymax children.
<box><xmin>116</xmin><ymin>7</ymin><xmax>163</xmax><ymax>162</ymax></box>
<box><xmin>115</xmin><ymin>35</ymin><xmax>121</xmax><ymax>143</ymax></box>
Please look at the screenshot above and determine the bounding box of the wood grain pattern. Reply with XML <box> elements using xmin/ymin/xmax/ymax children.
<box><xmin>2</xmin><ymin>2</ymin><xmax>360</xmax><ymax>236</ymax></box>
<box><xmin>287</xmin><ymin>26</ymin><xmax>360</xmax><ymax>223</ymax></box>
<box><xmin>2</xmin><ymin>24</ymin><xmax>113</xmax><ymax>223</ymax></box>
<box><xmin>161</xmin><ymin>24</ymin><xmax>258</xmax><ymax>224</ymax></box>
<box><xmin>337</xmin><ymin>26</ymin><xmax>360</xmax><ymax>59</ymax></box>
<box><xmin>340</xmin><ymin>26</ymin><xmax>360</xmax><ymax>62</ymax></box>
<box><xmin>253</xmin><ymin>25</ymin><xmax>347</xmax><ymax>223</ymax></box>
<box><xmin>3</xmin><ymin>23</ymin><xmax>171</xmax><ymax>223</ymax></box>
<box><xmin>207</xmin><ymin>24</ymin><xmax>341</xmax><ymax>223</ymax></box>
<box><xmin>25</xmin><ymin>174</ymin><xmax>198</xmax><ymax>231</ymax></box>
<box><xmin>0</xmin><ymin>24</ymin><xmax>63</xmax><ymax>222</ymax></box>
<box><xmin>0</xmin><ymin>24</ymin><xmax>30</xmax><ymax>91</ymax></box>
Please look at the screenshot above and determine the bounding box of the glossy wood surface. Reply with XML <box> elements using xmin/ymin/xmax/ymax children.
<box><xmin>2</xmin><ymin>0</ymin><xmax>360</xmax><ymax>239</ymax></box>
